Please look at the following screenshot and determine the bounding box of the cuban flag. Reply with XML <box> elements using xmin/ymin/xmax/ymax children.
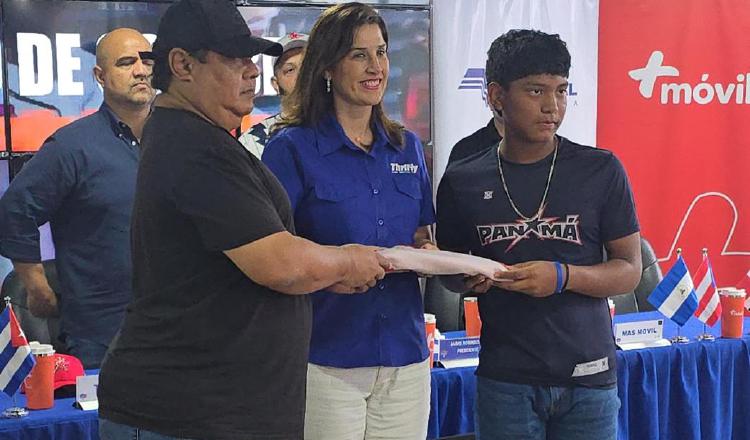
<box><xmin>0</xmin><ymin>305</ymin><xmax>36</xmax><ymax>397</ymax></box>
<box><xmin>648</xmin><ymin>255</ymin><xmax>699</xmax><ymax>326</ymax></box>
<box><xmin>692</xmin><ymin>255</ymin><xmax>721</xmax><ymax>326</ymax></box>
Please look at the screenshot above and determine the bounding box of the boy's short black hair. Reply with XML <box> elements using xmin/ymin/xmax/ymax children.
<box><xmin>485</xmin><ymin>29</ymin><xmax>571</xmax><ymax>87</ymax></box>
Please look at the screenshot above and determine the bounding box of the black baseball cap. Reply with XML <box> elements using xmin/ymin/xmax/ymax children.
<box><xmin>153</xmin><ymin>0</ymin><xmax>282</xmax><ymax>59</ymax></box>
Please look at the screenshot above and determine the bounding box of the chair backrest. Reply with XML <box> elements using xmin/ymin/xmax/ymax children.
<box><xmin>0</xmin><ymin>260</ymin><xmax>63</xmax><ymax>352</ymax></box>
<box><xmin>423</xmin><ymin>276</ymin><xmax>467</xmax><ymax>332</ymax></box>
<box><xmin>633</xmin><ymin>237</ymin><xmax>662</xmax><ymax>312</ymax></box>
<box><xmin>610</xmin><ymin>292</ymin><xmax>639</xmax><ymax>314</ymax></box>
<box><xmin>603</xmin><ymin>236</ymin><xmax>663</xmax><ymax>314</ymax></box>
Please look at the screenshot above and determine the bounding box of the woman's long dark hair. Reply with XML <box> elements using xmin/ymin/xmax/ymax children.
<box><xmin>276</xmin><ymin>2</ymin><xmax>404</xmax><ymax>146</ymax></box>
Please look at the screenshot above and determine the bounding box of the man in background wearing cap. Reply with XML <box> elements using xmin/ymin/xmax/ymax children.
<box><xmin>97</xmin><ymin>1</ymin><xmax>386</xmax><ymax>439</ymax></box>
<box><xmin>0</xmin><ymin>28</ymin><xmax>154</xmax><ymax>369</ymax></box>
<box><xmin>238</xmin><ymin>32</ymin><xmax>308</xmax><ymax>158</ymax></box>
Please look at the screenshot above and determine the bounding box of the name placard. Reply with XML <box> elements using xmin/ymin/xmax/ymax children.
<box><xmin>614</xmin><ymin>320</ymin><xmax>664</xmax><ymax>345</ymax></box>
<box><xmin>75</xmin><ymin>374</ymin><xmax>99</xmax><ymax>411</ymax></box>
<box><xmin>439</xmin><ymin>336</ymin><xmax>480</xmax><ymax>361</ymax></box>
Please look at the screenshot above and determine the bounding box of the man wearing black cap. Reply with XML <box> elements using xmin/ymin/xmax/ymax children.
<box><xmin>97</xmin><ymin>1</ymin><xmax>387</xmax><ymax>439</ymax></box>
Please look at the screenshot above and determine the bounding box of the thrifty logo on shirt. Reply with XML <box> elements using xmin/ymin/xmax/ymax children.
<box><xmin>390</xmin><ymin>163</ymin><xmax>419</xmax><ymax>174</ymax></box>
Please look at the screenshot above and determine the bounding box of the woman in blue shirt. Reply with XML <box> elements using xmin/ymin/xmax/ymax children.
<box><xmin>263</xmin><ymin>3</ymin><xmax>435</xmax><ymax>439</ymax></box>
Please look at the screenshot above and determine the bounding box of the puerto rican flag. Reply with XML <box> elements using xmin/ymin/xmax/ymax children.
<box><xmin>693</xmin><ymin>255</ymin><xmax>721</xmax><ymax>326</ymax></box>
<box><xmin>0</xmin><ymin>304</ymin><xmax>36</xmax><ymax>397</ymax></box>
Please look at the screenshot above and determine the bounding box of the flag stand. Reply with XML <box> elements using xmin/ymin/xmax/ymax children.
<box><xmin>670</xmin><ymin>325</ymin><xmax>690</xmax><ymax>344</ymax></box>
<box><xmin>1</xmin><ymin>396</ymin><xmax>28</xmax><ymax>418</ymax></box>
<box><xmin>697</xmin><ymin>323</ymin><xmax>715</xmax><ymax>341</ymax></box>
<box><xmin>1</xmin><ymin>297</ymin><xmax>29</xmax><ymax>418</ymax></box>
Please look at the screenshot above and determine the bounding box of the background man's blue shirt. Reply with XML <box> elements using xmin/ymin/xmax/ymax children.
<box><xmin>263</xmin><ymin>114</ymin><xmax>435</xmax><ymax>367</ymax></box>
<box><xmin>0</xmin><ymin>104</ymin><xmax>139</xmax><ymax>346</ymax></box>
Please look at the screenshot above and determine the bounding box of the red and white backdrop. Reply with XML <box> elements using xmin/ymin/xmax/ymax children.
<box><xmin>433</xmin><ymin>0</ymin><xmax>750</xmax><ymax>288</ymax></box>
<box><xmin>598</xmin><ymin>0</ymin><xmax>750</xmax><ymax>287</ymax></box>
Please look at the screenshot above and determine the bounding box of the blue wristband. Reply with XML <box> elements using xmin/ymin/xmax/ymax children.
<box><xmin>554</xmin><ymin>261</ymin><xmax>564</xmax><ymax>294</ymax></box>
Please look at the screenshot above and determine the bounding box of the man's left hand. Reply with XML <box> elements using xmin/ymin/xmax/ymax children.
<box><xmin>465</xmin><ymin>274</ymin><xmax>494</xmax><ymax>293</ymax></box>
<box><xmin>493</xmin><ymin>261</ymin><xmax>559</xmax><ymax>298</ymax></box>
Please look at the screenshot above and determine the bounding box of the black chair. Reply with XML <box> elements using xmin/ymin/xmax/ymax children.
<box><xmin>603</xmin><ymin>237</ymin><xmax>663</xmax><ymax>315</ymax></box>
<box><xmin>610</xmin><ymin>291</ymin><xmax>639</xmax><ymax>315</ymax></box>
<box><xmin>0</xmin><ymin>260</ymin><xmax>64</xmax><ymax>352</ymax></box>
<box><xmin>423</xmin><ymin>276</ymin><xmax>469</xmax><ymax>332</ymax></box>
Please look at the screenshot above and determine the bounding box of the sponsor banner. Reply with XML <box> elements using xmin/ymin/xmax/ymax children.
<box><xmin>431</xmin><ymin>0</ymin><xmax>599</xmax><ymax>190</ymax></box>
<box><xmin>598</xmin><ymin>0</ymin><xmax>750</xmax><ymax>282</ymax></box>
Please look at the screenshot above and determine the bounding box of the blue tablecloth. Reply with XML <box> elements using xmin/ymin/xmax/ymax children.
<box><xmin>616</xmin><ymin>312</ymin><xmax>750</xmax><ymax>440</ymax></box>
<box><xmin>0</xmin><ymin>393</ymin><xmax>97</xmax><ymax>440</ymax></box>
<box><xmin>428</xmin><ymin>312</ymin><xmax>750</xmax><ymax>439</ymax></box>
<box><xmin>2</xmin><ymin>313</ymin><xmax>749</xmax><ymax>440</ymax></box>
<box><xmin>430</xmin><ymin>366</ymin><xmax>476</xmax><ymax>438</ymax></box>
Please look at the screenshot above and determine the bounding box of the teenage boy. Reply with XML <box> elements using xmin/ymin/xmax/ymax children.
<box><xmin>436</xmin><ymin>29</ymin><xmax>642</xmax><ymax>440</ymax></box>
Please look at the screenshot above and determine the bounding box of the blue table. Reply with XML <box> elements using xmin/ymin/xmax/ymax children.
<box><xmin>430</xmin><ymin>365</ymin><xmax>476</xmax><ymax>438</ymax></box>
<box><xmin>1</xmin><ymin>370</ymin><xmax>472</xmax><ymax>439</ymax></box>
<box><xmin>0</xmin><ymin>393</ymin><xmax>97</xmax><ymax>439</ymax></box>
<box><xmin>3</xmin><ymin>314</ymin><xmax>750</xmax><ymax>440</ymax></box>
<box><xmin>616</xmin><ymin>312</ymin><xmax>750</xmax><ymax>440</ymax></box>
<box><xmin>428</xmin><ymin>312</ymin><xmax>750</xmax><ymax>440</ymax></box>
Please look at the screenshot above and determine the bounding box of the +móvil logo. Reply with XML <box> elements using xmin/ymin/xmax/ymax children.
<box><xmin>629</xmin><ymin>50</ymin><xmax>750</xmax><ymax>105</ymax></box>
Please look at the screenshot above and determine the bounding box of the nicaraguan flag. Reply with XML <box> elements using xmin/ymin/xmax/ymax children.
<box><xmin>0</xmin><ymin>304</ymin><xmax>36</xmax><ymax>397</ymax></box>
<box><xmin>647</xmin><ymin>255</ymin><xmax>698</xmax><ymax>326</ymax></box>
